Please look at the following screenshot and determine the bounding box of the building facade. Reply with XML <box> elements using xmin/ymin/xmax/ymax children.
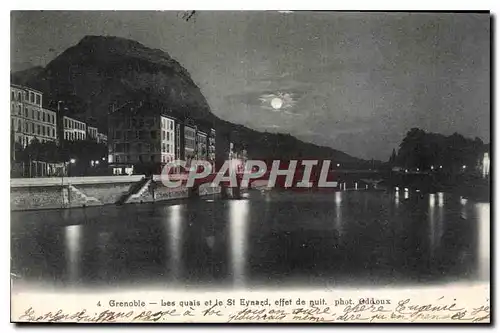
<box><xmin>10</xmin><ymin>84</ymin><xmax>57</xmax><ymax>147</ymax></box>
<box><xmin>63</xmin><ymin>116</ymin><xmax>87</xmax><ymax>141</ymax></box>
<box><xmin>107</xmin><ymin>103</ymin><xmax>218</xmax><ymax>175</ymax></box>
<box><xmin>97</xmin><ymin>132</ymin><xmax>107</xmax><ymax>144</ymax></box>
<box><xmin>160</xmin><ymin>115</ymin><xmax>176</xmax><ymax>164</ymax></box>
<box><xmin>87</xmin><ymin>126</ymin><xmax>98</xmax><ymax>140</ymax></box>
<box><xmin>208</xmin><ymin>128</ymin><xmax>216</xmax><ymax>166</ymax></box>
<box><xmin>108</xmin><ymin>104</ymin><xmax>178</xmax><ymax>174</ymax></box>
<box><xmin>184</xmin><ymin>124</ymin><xmax>197</xmax><ymax>166</ymax></box>
<box><xmin>196</xmin><ymin>130</ymin><xmax>208</xmax><ymax>161</ymax></box>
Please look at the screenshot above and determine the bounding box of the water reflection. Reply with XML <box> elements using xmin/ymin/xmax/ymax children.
<box><xmin>476</xmin><ymin>203</ymin><xmax>490</xmax><ymax>281</ymax></box>
<box><xmin>10</xmin><ymin>190</ymin><xmax>490</xmax><ymax>289</ymax></box>
<box><xmin>428</xmin><ymin>193</ymin><xmax>444</xmax><ymax>255</ymax></box>
<box><xmin>460</xmin><ymin>197</ymin><xmax>468</xmax><ymax>219</ymax></box>
<box><xmin>229</xmin><ymin>200</ymin><xmax>249</xmax><ymax>288</ymax></box>
<box><xmin>166</xmin><ymin>204</ymin><xmax>184</xmax><ymax>281</ymax></box>
<box><xmin>64</xmin><ymin>225</ymin><xmax>82</xmax><ymax>283</ymax></box>
<box><xmin>334</xmin><ymin>192</ymin><xmax>343</xmax><ymax>236</ymax></box>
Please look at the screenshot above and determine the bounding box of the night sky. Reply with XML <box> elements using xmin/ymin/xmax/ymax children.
<box><xmin>11</xmin><ymin>11</ymin><xmax>490</xmax><ymax>160</ymax></box>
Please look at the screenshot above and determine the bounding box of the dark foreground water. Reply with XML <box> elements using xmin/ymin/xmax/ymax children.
<box><xmin>11</xmin><ymin>190</ymin><xmax>490</xmax><ymax>290</ymax></box>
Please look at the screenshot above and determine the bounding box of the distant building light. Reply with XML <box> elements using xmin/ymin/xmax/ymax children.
<box><xmin>439</xmin><ymin>165</ymin><xmax>443</xmax><ymax>169</ymax></box>
<box><xmin>483</xmin><ymin>152</ymin><xmax>490</xmax><ymax>178</ymax></box>
<box><xmin>430</xmin><ymin>165</ymin><xmax>434</xmax><ymax>170</ymax></box>
<box><xmin>462</xmin><ymin>165</ymin><xmax>466</xmax><ymax>169</ymax></box>
<box><xmin>416</xmin><ymin>168</ymin><xmax>419</xmax><ymax>171</ymax></box>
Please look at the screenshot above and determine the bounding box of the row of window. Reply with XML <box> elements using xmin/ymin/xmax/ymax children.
<box><xmin>64</xmin><ymin>118</ymin><xmax>86</xmax><ymax>131</ymax></box>
<box><xmin>114</xmin><ymin>142</ymin><xmax>167</xmax><ymax>153</ymax></box>
<box><xmin>115</xmin><ymin>154</ymin><xmax>158</xmax><ymax>163</ymax></box>
<box><xmin>114</xmin><ymin>130</ymin><xmax>163</xmax><ymax>141</ymax></box>
<box><xmin>113</xmin><ymin>116</ymin><xmax>158</xmax><ymax>129</ymax></box>
<box><xmin>12</xmin><ymin>119</ymin><xmax>56</xmax><ymax>138</ymax></box>
<box><xmin>161</xmin><ymin>118</ymin><xmax>175</xmax><ymax>130</ymax></box>
<box><xmin>88</xmin><ymin>128</ymin><xmax>98</xmax><ymax>138</ymax></box>
<box><xmin>113</xmin><ymin>154</ymin><xmax>177</xmax><ymax>164</ymax></box>
<box><xmin>11</xmin><ymin>89</ymin><xmax>42</xmax><ymax>106</ymax></box>
<box><xmin>185</xmin><ymin>137</ymin><xmax>196</xmax><ymax>149</ymax></box>
<box><xmin>16</xmin><ymin>135</ymin><xmax>54</xmax><ymax>148</ymax></box>
<box><xmin>162</xmin><ymin>143</ymin><xmax>174</xmax><ymax>154</ymax></box>
<box><xmin>64</xmin><ymin>131</ymin><xmax>86</xmax><ymax>141</ymax></box>
<box><xmin>11</xmin><ymin>104</ymin><xmax>56</xmax><ymax>124</ymax></box>
<box><xmin>161</xmin><ymin>130</ymin><xmax>175</xmax><ymax>141</ymax></box>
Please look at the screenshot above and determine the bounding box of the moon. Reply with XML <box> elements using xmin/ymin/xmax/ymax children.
<box><xmin>271</xmin><ymin>98</ymin><xmax>283</xmax><ymax>109</ymax></box>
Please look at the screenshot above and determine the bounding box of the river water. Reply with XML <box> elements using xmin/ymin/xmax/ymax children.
<box><xmin>11</xmin><ymin>189</ymin><xmax>490</xmax><ymax>290</ymax></box>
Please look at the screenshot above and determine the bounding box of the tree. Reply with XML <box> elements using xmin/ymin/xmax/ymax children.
<box><xmin>395</xmin><ymin>127</ymin><xmax>486</xmax><ymax>173</ymax></box>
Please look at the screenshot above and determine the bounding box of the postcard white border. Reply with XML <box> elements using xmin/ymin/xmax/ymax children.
<box><xmin>3</xmin><ymin>1</ymin><xmax>497</xmax><ymax>331</ymax></box>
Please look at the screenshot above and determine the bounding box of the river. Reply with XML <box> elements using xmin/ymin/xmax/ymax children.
<box><xmin>11</xmin><ymin>189</ymin><xmax>490</xmax><ymax>291</ymax></box>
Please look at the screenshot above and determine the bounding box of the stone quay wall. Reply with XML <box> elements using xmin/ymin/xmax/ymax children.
<box><xmin>10</xmin><ymin>176</ymin><xmax>221</xmax><ymax>211</ymax></box>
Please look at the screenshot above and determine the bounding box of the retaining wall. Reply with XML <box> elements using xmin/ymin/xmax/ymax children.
<box><xmin>10</xmin><ymin>176</ymin><xmax>221</xmax><ymax>211</ymax></box>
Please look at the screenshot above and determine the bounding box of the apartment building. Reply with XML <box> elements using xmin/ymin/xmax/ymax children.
<box><xmin>196</xmin><ymin>130</ymin><xmax>208</xmax><ymax>160</ymax></box>
<box><xmin>108</xmin><ymin>102</ymin><xmax>178</xmax><ymax>174</ymax></box>
<box><xmin>184</xmin><ymin>124</ymin><xmax>197</xmax><ymax>165</ymax></box>
<box><xmin>208</xmin><ymin>128</ymin><xmax>216</xmax><ymax>166</ymax></box>
<box><xmin>161</xmin><ymin>115</ymin><xmax>176</xmax><ymax>164</ymax></box>
<box><xmin>10</xmin><ymin>84</ymin><xmax>57</xmax><ymax>147</ymax></box>
<box><xmin>97</xmin><ymin>132</ymin><xmax>107</xmax><ymax>144</ymax></box>
<box><xmin>63</xmin><ymin>116</ymin><xmax>87</xmax><ymax>141</ymax></box>
<box><xmin>87</xmin><ymin>126</ymin><xmax>98</xmax><ymax>140</ymax></box>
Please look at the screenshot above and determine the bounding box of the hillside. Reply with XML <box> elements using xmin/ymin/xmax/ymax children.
<box><xmin>11</xmin><ymin>35</ymin><xmax>367</xmax><ymax>166</ymax></box>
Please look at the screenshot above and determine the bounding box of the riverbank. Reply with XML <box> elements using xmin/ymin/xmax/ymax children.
<box><xmin>10</xmin><ymin>176</ymin><xmax>221</xmax><ymax>211</ymax></box>
<box><xmin>380</xmin><ymin>172</ymin><xmax>490</xmax><ymax>203</ymax></box>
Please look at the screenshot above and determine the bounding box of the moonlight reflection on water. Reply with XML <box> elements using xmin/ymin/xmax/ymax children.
<box><xmin>11</xmin><ymin>190</ymin><xmax>489</xmax><ymax>290</ymax></box>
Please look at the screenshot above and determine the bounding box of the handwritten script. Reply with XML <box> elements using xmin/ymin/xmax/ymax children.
<box><xmin>16</xmin><ymin>297</ymin><xmax>490</xmax><ymax>323</ymax></box>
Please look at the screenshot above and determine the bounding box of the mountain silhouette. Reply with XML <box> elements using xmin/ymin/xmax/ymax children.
<box><xmin>11</xmin><ymin>35</ymin><xmax>367</xmax><ymax>165</ymax></box>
